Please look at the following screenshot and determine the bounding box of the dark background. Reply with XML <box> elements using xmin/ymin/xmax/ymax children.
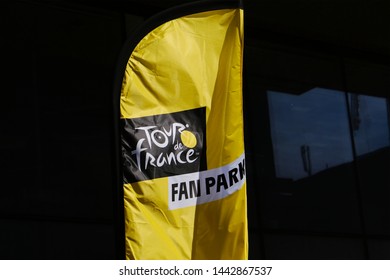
<box><xmin>0</xmin><ymin>0</ymin><xmax>389</xmax><ymax>259</ymax></box>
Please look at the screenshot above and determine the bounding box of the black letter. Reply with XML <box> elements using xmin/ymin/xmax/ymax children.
<box><xmin>216</xmin><ymin>174</ymin><xmax>228</xmax><ymax>192</ymax></box>
<box><xmin>189</xmin><ymin>180</ymin><xmax>201</xmax><ymax>198</ymax></box>
<box><xmin>228</xmin><ymin>168</ymin><xmax>239</xmax><ymax>186</ymax></box>
<box><xmin>172</xmin><ymin>183</ymin><xmax>178</xmax><ymax>202</ymax></box>
<box><xmin>205</xmin><ymin>177</ymin><xmax>215</xmax><ymax>195</ymax></box>
<box><xmin>179</xmin><ymin>182</ymin><xmax>189</xmax><ymax>200</ymax></box>
<box><xmin>238</xmin><ymin>159</ymin><xmax>246</xmax><ymax>179</ymax></box>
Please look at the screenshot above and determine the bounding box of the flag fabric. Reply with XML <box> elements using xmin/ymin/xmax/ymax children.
<box><xmin>117</xmin><ymin>0</ymin><xmax>247</xmax><ymax>260</ymax></box>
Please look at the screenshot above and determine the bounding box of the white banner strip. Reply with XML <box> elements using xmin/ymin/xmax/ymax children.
<box><xmin>168</xmin><ymin>152</ymin><xmax>246</xmax><ymax>210</ymax></box>
<box><xmin>1</xmin><ymin>260</ymin><xmax>390</xmax><ymax>280</ymax></box>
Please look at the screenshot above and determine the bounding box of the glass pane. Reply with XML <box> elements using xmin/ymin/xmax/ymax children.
<box><xmin>264</xmin><ymin>234</ymin><xmax>366</xmax><ymax>260</ymax></box>
<box><xmin>264</xmin><ymin>87</ymin><xmax>362</xmax><ymax>234</ymax></box>
<box><xmin>349</xmin><ymin>93</ymin><xmax>390</xmax><ymax>156</ymax></box>
<box><xmin>268</xmin><ymin>87</ymin><xmax>354</xmax><ymax>181</ymax></box>
<box><xmin>345</xmin><ymin>61</ymin><xmax>390</xmax><ymax>236</ymax></box>
<box><xmin>368</xmin><ymin>239</ymin><xmax>390</xmax><ymax>259</ymax></box>
<box><xmin>244</xmin><ymin>49</ymin><xmax>363</xmax><ymax>235</ymax></box>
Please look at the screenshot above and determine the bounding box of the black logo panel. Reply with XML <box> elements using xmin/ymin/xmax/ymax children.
<box><xmin>121</xmin><ymin>107</ymin><xmax>207</xmax><ymax>183</ymax></box>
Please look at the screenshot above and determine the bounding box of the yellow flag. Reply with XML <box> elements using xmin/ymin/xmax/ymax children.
<box><xmin>118</xmin><ymin>1</ymin><xmax>247</xmax><ymax>260</ymax></box>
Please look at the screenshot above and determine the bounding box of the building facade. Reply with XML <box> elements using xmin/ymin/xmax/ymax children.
<box><xmin>1</xmin><ymin>0</ymin><xmax>389</xmax><ymax>259</ymax></box>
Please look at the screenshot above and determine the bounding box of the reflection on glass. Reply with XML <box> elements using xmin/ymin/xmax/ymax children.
<box><xmin>349</xmin><ymin>94</ymin><xmax>390</xmax><ymax>156</ymax></box>
<box><xmin>268</xmin><ymin>88</ymin><xmax>354</xmax><ymax>180</ymax></box>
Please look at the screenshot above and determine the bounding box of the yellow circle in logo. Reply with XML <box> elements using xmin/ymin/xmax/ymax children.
<box><xmin>181</xmin><ymin>130</ymin><xmax>197</xmax><ymax>148</ymax></box>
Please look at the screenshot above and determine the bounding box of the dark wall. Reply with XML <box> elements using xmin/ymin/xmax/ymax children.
<box><xmin>1</xmin><ymin>1</ymin><xmax>124</xmax><ymax>259</ymax></box>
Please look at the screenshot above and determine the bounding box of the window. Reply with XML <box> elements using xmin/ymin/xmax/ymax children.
<box><xmin>349</xmin><ymin>94</ymin><xmax>389</xmax><ymax>156</ymax></box>
<box><xmin>268</xmin><ymin>88</ymin><xmax>353</xmax><ymax>181</ymax></box>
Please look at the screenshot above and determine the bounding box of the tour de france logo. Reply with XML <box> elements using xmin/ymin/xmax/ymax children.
<box><xmin>121</xmin><ymin>107</ymin><xmax>207</xmax><ymax>183</ymax></box>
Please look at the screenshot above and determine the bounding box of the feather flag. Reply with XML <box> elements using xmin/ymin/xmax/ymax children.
<box><xmin>115</xmin><ymin>0</ymin><xmax>247</xmax><ymax>259</ymax></box>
